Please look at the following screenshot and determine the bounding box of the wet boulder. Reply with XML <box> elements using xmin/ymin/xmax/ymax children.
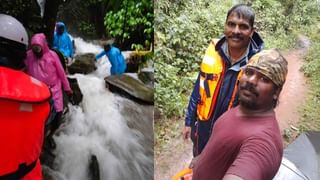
<box><xmin>138</xmin><ymin>68</ymin><xmax>154</xmax><ymax>88</ymax></box>
<box><xmin>125</xmin><ymin>57</ymin><xmax>140</xmax><ymax>73</ymax></box>
<box><xmin>89</xmin><ymin>155</ymin><xmax>100</xmax><ymax>180</ymax></box>
<box><xmin>67</xmin><ymin>77</ymin><xmax>83</xmax><ymax>105</ymax></box>
<box><xmin>124</xmin><ymin>50</ymin><xmax>153</xmax><ymax>73</ymax></box>
<box><xmin>104</xmin><ymin>75</ymin><xmax>154</xmax><ymax>104</ymax></box>
<box><xmin>68</xmin><ymin>53</ymin><xmax>96</xmax><ymax>74</ymax></box>
<box><xmin>52</xmin><ymin>49</ymin><xmax>67</xmax><ymax>71</ymax></box>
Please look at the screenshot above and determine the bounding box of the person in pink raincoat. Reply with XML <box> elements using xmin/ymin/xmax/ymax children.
<box><xmin>24</xmin><ymin>33</ymin><xmax>72</xmax><ymax>149</ymax></box>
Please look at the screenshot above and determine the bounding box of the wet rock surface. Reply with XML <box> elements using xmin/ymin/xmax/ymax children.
<box><xmin>138</xmin><ymin>69</ymin><xmax>154</xmax><ymax>88</ymax></box>
<box><xmin>104</xmin><ymin>75</ymin><xmax>154</xmax><ymax>104</ymax></box>
<box><xmin>67</xmin><ymin>77</ymin><xmax>83</xmax><ymax>105</ymax></box>
<box><xmin>68</xmin><ymin>53</ymin><xmax>96</xmax><ymax>74</ymax></box>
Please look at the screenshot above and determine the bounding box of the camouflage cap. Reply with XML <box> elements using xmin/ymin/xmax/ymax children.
<box><xmin>246</xmin><ymin>49</ymin><xmax>288</xmax><ymax>88</ymax></box>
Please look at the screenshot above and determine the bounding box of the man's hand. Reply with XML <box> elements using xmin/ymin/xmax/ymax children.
<box><xmin>67</xmin><ymin>57</ymin><xmax>73</xmax><ymax>65</ymax></box>
<box><xmin>189</xmin><ymin>155</ymin><xmax>200</xmax><ymax>169</ymax></box>
<box><xmin>182</xmin><ymin>126</ymin><xmax>191</xmax><ymax>140</ymax></box>
<box><xmin>66</xmin><ymin>90</ymin><xmax>73</xmax><ymax>96</ymax></box>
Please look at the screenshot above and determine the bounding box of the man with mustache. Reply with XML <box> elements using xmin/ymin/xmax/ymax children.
<box><xmin>183</xmin><ymin>4</ymin><xmax>264</xmax><ymax>156</ymax></box>
<box><xmin>192</xmin><ymin>49</ymin><xmax>288</xmax><ymax>180</ymax></box>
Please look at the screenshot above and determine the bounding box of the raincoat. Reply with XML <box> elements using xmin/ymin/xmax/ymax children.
<box><xmin>25</xmin><ymin>33</ymin><xmax>71</xmax><ymax>112</ymax></box>
<box><xmin>53</xmin><ymin>22</ymin><xmax>74</xmax><ymax>58</ymax></box>
<box><xmin>96</xmin><ymin>45</ymin><xmax>127</xmax><ymax>75</ymax></box>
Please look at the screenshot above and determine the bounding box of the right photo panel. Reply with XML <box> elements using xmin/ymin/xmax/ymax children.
<box><xmin>154</xmin><ymin>0</ymin><xmax>320</xmax><ymax>180</ymax></box>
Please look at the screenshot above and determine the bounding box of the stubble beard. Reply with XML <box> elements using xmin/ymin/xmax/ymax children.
<box><xmin>239</xmin><ymin>96</ymin><xmax>257</xmax><ymax>110</ymax></box>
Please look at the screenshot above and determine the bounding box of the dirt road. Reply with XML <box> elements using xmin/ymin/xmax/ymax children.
<box><xmin>154</xmin><ymin>48</ymin><xmax>309</xmax><ymax>180</ymax></box>
<box><xmin>275</xmin><ymin>50</ymin><xmax>308</xmax><ymax>131</ymax></box>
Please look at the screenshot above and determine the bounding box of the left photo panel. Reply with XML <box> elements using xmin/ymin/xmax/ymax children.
<box><xmin>0</xmin><ymin>0</ymin><xmax>154</xmax><ymax>179</ymax></box>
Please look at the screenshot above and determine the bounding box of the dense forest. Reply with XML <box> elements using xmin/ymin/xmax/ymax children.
<box><xmin>1</xmin><ymin>0</ymin><xmax>153</xmax><ymax>50</ymax></box>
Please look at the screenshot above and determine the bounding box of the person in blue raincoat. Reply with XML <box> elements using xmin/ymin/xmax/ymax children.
<box><xmin>95</xmin><ymin>44</ymin><xmax>127</xmax><ymax>75</ymax></box>
<box><xmin>53</xmin><ymin>22</ymin><xmax>74</xmax><ymax>61</ymax></box>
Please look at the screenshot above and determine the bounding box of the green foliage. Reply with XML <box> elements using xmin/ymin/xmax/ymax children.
<box><xmin>299</xmin><ymin>23</ymin><xmax>320</xmax><ymax>132</ymax></box>
<box><xmin>263</xmin><ymin>31</ymin><xmax>297</xmax><ymax>50</ymax></box>
<box><xmin>155</xmin><ymin>0</ymin><xmax>231</xmax><ymax>117</ymax></box>
<box><xmin>155</xmin><ymin>62</ymin><xmax>194</xmax><ymax>117</ymax></box>
<box><xmin>253</xmin><ymin>0</ymin><xmax>319</xmax><ymax>49</ymax></box>
<box><xmin>131</xmin><ymin>43</ymin><xmax>144</xmax><ymax>51</ymax></box>
<box><xmin>251</xmin><ymin>0</ymin><xmax>291</xmax><ymax>49</ymax></box>
<box><xmin>79</xmin><ymin>21</ymin><xmax>96</xmax><ymax>38</ymax></box>
<box><xmin>104</xmin><ymin>0</ymin><xmax>153</xmax><ymax>47</ymax></box>
<box><xmin>155</xmin><ymin>0</ymin><xmax>231</xmax><ymax>73</ymax></box>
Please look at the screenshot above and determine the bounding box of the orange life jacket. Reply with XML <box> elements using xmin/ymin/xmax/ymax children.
<box><xmin>196</xmin><ymin>39</ymin><xmax>242</xmax><ymax>121</ymax></box>
<box><xmin>0</xmin><ymin>67</ymin><xmax>50</xmax><ymax>180</ymax></box>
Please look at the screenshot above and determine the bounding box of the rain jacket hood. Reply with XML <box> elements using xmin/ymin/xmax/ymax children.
<box><xmin>25</xmin><ymin>33</ymin><xmax>71</xmax><ymax>112</ymax></box>
<box><xmin>95</xmin><ymin>45</ymin><xmax>127</xmax><ymax>75</ymax></box>
<box><xmin>56</xmin><ymin>22</ymin><xmax>66</xmax><ymax>32</ymax></box>
<box><xmin>53</xmin><ymin>22</ymin><xmax>74</xmax><ymax>58</ymax></box>
<box><xmin>31</xmin><ymin>33</ymin><xmax>49</xmax><ymax>55</ymax></box>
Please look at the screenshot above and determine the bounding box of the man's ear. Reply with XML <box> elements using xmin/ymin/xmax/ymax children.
<box><xmin>273</xmin><ymin>87</ymin><xmax>281</xmax><ymax>100</ymax></box>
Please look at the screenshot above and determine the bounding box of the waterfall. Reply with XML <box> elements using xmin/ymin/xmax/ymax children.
<box><xmin>46</xmin><ymin>38</ymin><xmax>153</xmax><ymax>180</ymax></box>
<box><xmin>36</xmin><ymin>0</ymin><xmax>45</xmax><ymax>17</ymax></box>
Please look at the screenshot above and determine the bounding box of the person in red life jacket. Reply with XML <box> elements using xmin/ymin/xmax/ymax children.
<box><xmin>24</xmin><ymin>33</ymin><xmax>73</xmax><ymax>149</ymax></box>
<box><xmin>182</xmin><ymin>4</ymin><xmax>264</xmax><ymax>157</ymax></box>
<box><xmin>192</xmin><ymin>49</ymin><xmax>287</xmax><ymax>180</ymax></box>
<box><xmin>0</xmin><ymin>14</ymin><xmax>51</xmax><ymax>180</ymax></box>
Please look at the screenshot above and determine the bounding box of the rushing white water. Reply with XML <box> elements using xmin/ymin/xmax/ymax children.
<box><xmin>49</xmin><ymin>38</ymin><xmax>153</xmax><ymax>180</ymax></box>
<box><xmin>73</xmin><ymin>37</ymin><xmax>133</xmax><ymax>79</ymax></box>
<box><xmin>36</xmin><ymin>0</ymin><xmax>45</xmax><ymax>17</ymax></box>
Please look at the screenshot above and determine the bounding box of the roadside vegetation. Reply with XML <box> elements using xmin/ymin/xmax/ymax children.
<box><xmin>155</xmin><ymin>0</ymin><xmax>320</xmax><ymax>152</ymax></box>
<box><xmin>299</xmin><ymin>23</ymin><xmax>320</xmax><ymax>132</ymax></box>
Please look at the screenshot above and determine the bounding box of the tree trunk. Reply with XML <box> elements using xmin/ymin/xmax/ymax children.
<box><xmin>90</xmin><ymin>2</ymin><xmax>106</xmax><ymax>39</ymax></box>
<box><xmin>43</xmin><ymin>0</ymin><xmax>63</xmax><ymax>47</ymax></box>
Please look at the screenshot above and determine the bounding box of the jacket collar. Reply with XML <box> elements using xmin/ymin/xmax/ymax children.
<box><xmin>215</xmin><ymin>31</ymin><xmax>264</xmax><ymax>68</ymax></box>
<box><xmin>215</xmin><ymin>31</ymin><xmax>264</xmax><ymax>52</ymax></box>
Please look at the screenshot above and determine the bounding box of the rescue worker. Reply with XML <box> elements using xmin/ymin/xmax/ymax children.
<box><xmin>0</xmin><ymin>14</ymin><xmax>51</xmax><ymax>180</ymax></box>
<box><xmin>53</xmin><ymin>22</ymin><xmax>74</xmax><ymax>65</ymax></box>
<box><xmin>182</xmin><ymin>4</ymin><xmax>264</xmax><ymax>156</ymax></box>
<box><xmin>25</xmin><ymin>33</ymin><xmax>72</xmax><ymax>149</ymax></box>
<box><xmin>95</xmin><ymin>43</ymin><xmax>127</xmax><ymax>75</ymax></box>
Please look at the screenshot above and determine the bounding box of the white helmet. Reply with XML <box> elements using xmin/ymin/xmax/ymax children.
<box><xmin>0</xmin><ymin>14</ymin><xmax>29</xmax><ymax>46</ymax></box>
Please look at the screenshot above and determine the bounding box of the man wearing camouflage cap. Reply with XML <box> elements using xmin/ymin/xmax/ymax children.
<box><xmin>192</xmin><ymin>49</ymin><xmax>287</xmax><ymax>180</ymax></box>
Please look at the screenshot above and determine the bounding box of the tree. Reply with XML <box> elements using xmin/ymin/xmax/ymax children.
<box><xmin>43</xmin><ymin>0</ymin><xmax>65</xmax><ymax>46</ymax></box>
<box><xmin>1</xmin><ymin>0</ymin><xmax>66</xmax><ymax>47</ymax></box>
<box><xmin>103</xmin><ymin>0</ymin><xmax>154</xmax><ymax>49</ymax></box>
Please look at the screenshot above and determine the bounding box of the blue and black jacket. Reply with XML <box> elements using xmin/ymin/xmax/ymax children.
<box><xmin>185</xmin><ymin>32</ymin><xmax>264</xmax><ymax>156</ymax></box>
